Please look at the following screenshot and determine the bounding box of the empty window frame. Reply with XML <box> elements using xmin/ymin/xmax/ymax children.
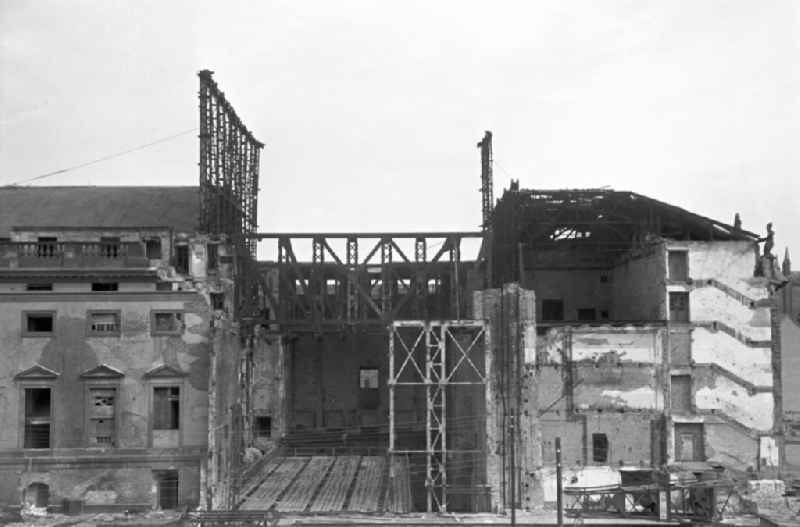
<box><xmin>174</xmin><ymin>245</ymin><xmax>190</xmax><ymax>274</ymax></box>
<box><xmin>210</xmin><ymin>293</ymin><xmax>225</xmax><ymax>311</ymax></box>
<box><xmin>254</xmin><ymin>415</ymin><xmax>272</xmax><ymax>438</ymax></box>
<box><xmin>669</xmin><ymin>292</ymin><xmax>690</xmax><ymax>323</ymax></box>
<box><xmin>155</xmin><ymin>470</ymin><xmax>179</xmax><ymax>509</ymax></box>
<box><xmin>23</xmin><ymin>312</ymin><xmax>55</xmax><ymax>336</ymax></box>
<box><xmin>153</xmin><ymin>387</ymin><xmax>180</xmax><ymax>430</ymax></box>
<box><xmin>146</xmin><ymin>238</ymin><xmax>162</xmax><ymax>259</ymax></box>
<box><xmin>577</xmin><ymin>308</ymin><xmax>597</xmax><ymax>321</ymax></box>
<box><xmin>541</xmin><ymin>299</ymin><xmax>564</xmax><ymax>321</ymax></box>
<box><xmin>88</xmin><ymin>311</ymin><xmax>121</xmax><ymax>335</ymax></box>
<box><xmin>151</xmin><ymin>311</ymin><xmax>183</xmax><ymax>335</ymax></box>
<box><xmin>674</xmin><ymin>423</ymin><xmax>704</xmax><ymax>462</ymax></box>
<box><xmin>91</xmin><ymin>282</ymin><xmax>119</xmax><ymax>292</ymax></box>
<box><xmin>206</xmin><ymin>243</ymin><xmax>218</xmax><ymax>271</ymax></box>
<box><xmin>26</xmin><ymin>283</ymin><xmax>53</xmax><ymax>291</ymax></box>
<box><xmin>88</xmin><ymin>388</ymin><xmax>116</xmax><ymax>446</ymax></box>
<box><xmin>592</xmin><ymin>433</ymin><xmax>609</xmax><ymax>463</ymax></box>
<box><xmin>668</xmin><ymin>250</ymin><xmax>689</xmax><ymax>282</ymax></box>
<box><xmin>24</xmin><ymin>388</ymin><xmax>52</xmax><ymax>448</ymax></box>
<box><xmin>359</xmin><ymin>367</ymin><xmax>380</xmax><ymax>410</ymax></box>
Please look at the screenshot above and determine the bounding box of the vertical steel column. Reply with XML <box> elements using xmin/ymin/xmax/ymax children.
<box><xmin>415</xmin><ymin>237</ymin><xmax>427</xmax><ymax>320</ymax></box>
<box><xmin>388</xmin><ymin>326</ymin><xmax>396</xmax><ymax>455</ymax></box>
<box><xmin>312</xmin><ymin>237</ymin><xmax>324</xmax><ymax>330</ymax></box>
<box><xmin>381</xmin><ymin>237</ymin><xmax>393</xmax><ymax>319</ymax></box>
<box><xmin>449</xmin><ymin>236</ymin><xmax>461</xmax><ymax>319</ymax></box>
<box><xmin>346</xmin><ymin>237</ymin><xmax>358</xmax><ymax>323</ymax></box>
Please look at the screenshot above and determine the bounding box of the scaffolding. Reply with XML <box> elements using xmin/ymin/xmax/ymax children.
<box><xmin>388</xmin><ymin>320</ymin><xmax>491</xmax><ymax>512</ymax></box>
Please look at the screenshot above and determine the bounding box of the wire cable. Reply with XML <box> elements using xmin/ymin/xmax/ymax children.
<box><xmin>3</xmin><ymin>127</ymin><xmax>198</xmax><ymax>186</ymax></box>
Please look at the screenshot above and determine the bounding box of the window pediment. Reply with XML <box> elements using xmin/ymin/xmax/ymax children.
<box><xmin>143</xmin><ymin>364</ymin><xmax>187</xmax><ymax>379</ymax></box>
<box><xmin>15</xmin><ymin>364</ymin><xmax>60</xmax><ymax>380</ymax></box>
<box><xmin>80</xmin><ymin>364</ymin><xmax>124</xmax><ymax>379</ymax></box>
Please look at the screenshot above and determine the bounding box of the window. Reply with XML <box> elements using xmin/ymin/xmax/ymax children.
<box><xmin>669</xmin><ymin>292</ymin><xmax>690</xmax><ymax>322</ymax></box>
<box><xmin>24</xmin><ymin>388</ymin><xmax>51</xmax><ymax>448</ymax></box>
<box><xmin>254</xmin><ymin>416</ymin><xmax>272</xmax><ymax>438</ymax></box>
<box><xmin>153</xmin><ymin>387</ymin><xmax>180</xmax><ymax>430</ymax></box>
<box><xmin>91</xmin><ymin>282</ymin><xmax>118</xmax><ymax>292</ymax></box>
<box><xmin>668</xmin><ymin>251</ymin><xmax>689</xmax><ymax>282</ymax></box>
<box><xmin>155</xmin><ymin>470</ymin><xmax>179</xmax><ymax>509</ymax></box>
<box><xmin>26</xmin><ymin>284</ymin><xmax>52</xmax><ymax>291</ymax></box>
<box><xmin>210</xmin><ymin>293</ymin><xmax>225</xmax><ymax>311</ymax></box>
<box><xmin>24</xmin><ymin>312</ymin><xmax>54</xmax><ymax>335</ymax></box>
<box><xmin>88</xmin><ymin>311</ymin><xmax>120</xmax><ymax>335</ymax></box>
<box><xmin>359</xmin><ymin>367</ymin><xmax>379</xmax><ymax>409</ymax></box>
<box><xmin>175</xmin><ymin>245</ymin><xmax>190</xmax><ymax>274</ymax></box>
<box><xmin>156</xmin><ymin>282</ymin><xmax>173</xmax><ymax>291</ymax></box>
<box><xmin>427</xmin><ymin>278</ymin><xmax>441</xmax><ymax>294</ymax></box>
<box><xmin>541</xmin><ymin>299</ymin><xmax>564</xmax><ymax>321</ymax></box>
<box><xmin>152</xmin><ymin>311</ymin><xmax>183</xmax><ymax>335</ymax></box>
<box><xmin>674</xmin><ymin>423</ymin><xmax>704</xmax><ymax>461</ymax></box>
<box><xmin>592</xmin><ymin>433</ymin><xmax>609</xmax><ymax>463</ymax></box>
<box><xmin>207</xmin><ymin>243</ymin><xmax>218</xmax><ymax>271</ymax></box>
<box><xmin>577</xmin><ymin>308</ymin><xmax>596</xmax><ymax>321</ymax></box>
<box><xmin>600</xmin><ymin>310</ymin><xmax>609</xmax><ymax>320</ymax></box>
<box><xmin>88</xmin><ymin>388</ymin><xmax>116</xmax><ymax>446</ymax></box>
<box><xmin>146</xmin><ymin>238</ymin><xmax>162</xmax><ymax>259</ymax></box>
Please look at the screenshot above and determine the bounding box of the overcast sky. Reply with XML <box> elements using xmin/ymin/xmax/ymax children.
<box><xmin>1</xmin><ymin>1</ymin><xmax>798</xmax><ymax>262</ymax></box>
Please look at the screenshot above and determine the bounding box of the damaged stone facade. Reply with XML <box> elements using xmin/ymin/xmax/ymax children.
<box><xmin>0</xmin><ymin>186</ymin><xmax>243</xmax><ymax>512</ymax></box>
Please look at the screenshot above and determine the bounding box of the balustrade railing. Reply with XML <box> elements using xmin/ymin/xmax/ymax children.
<box><xmin>0</xmin><ymin>242</ymin><xmax>149</xmax><ymax>269</ymax></box>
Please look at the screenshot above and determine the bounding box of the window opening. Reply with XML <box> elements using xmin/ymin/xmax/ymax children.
<box><xmin>146</xmin><ymin>238</ymin><xmax>162</xmax><ymax>259</ymax></box>
<box><xmin>669</xmin><ymin>292</ymin><xmax>690</xmax><ymax>322</ymax></box>
<box><xmin>89</xmin><ymin>388</ymin><xmax>116</xmax><ymax>446</ymax></box>
<box><xmin>668</xmin><ymin>251</ymin><xmax>689</xmax><ymax>281</ymax></box>
<box><xmin>592</xmin><ymin>433</ymin><xmax>609</xmax><ymax>463</ymax></box>
<box><xmin>359</xmin><ymin>367</ymin><xmax>379</xmax><ymax>410</ymax></box>
<box><xmin>153</xmin><ymin>387</ymin><xmax>180</xmax><ymax>430</ymax></box>
<box><xmin>153</xmin><ymin>312</ymin><xmax>183</xmax><ymax>334</ymax></box>
<box><xmin>541</xmin><ymin>299</ymin><xmax>564</xmax><ymax>321</ymax></box>
<box><xmin>91</xmin><ymin>282</ymin><xmax>119</xmax><ymax>292</ymax></box>
<box><xmin>89</xmin><ymin>312</ymin><xmax>120</xmax><ymax>334</ymax></box>
<box><xmin>36</xmin><ymin>237</ymin><xmax>58</xmax><ymax>258</ymax></box>
<box><xmin>26</xmin><ymin>284</ymin><xmax>53</xmax><ymax>291</ymax></box>
<box><xmin>577</xmin><ymin>308</ymin><xmax>596</xmax><ymax>321</ymax></box>
<box><xmin>100</xmin><ymin>237</ymin><xmax>121</xmax><ymax>259</ymax></box>
<box><xmin>155</xmin><ymin>471</ymin><xmax>179</xmax><ymax>509</ymax></box>
<box><xmin>207</xmin><ymin>243</ymin><xmax>218</xmax><ymax>271</ymax></box>
<box><xmin>254</xmin><ymin>416</ymin><xmax>272</xmax><ymax>438</ymax></box>
<box><xmin>24</xmin><ymin>388</ymin><xmax>51</xmax><ymax>448</ymax></box>
<box><xmin>26</xmin><ymin>313</ymin><xmax>54</xmax><ymax>333</ymax></box>
<box><xmin>175</xmin><ymin>245</ymin><xmax>190</xmax><ymax>274</ymax></box>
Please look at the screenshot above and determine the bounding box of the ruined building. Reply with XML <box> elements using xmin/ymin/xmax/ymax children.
<box><xmin>0</xmin><ymin>70</ymin><xmax>791</xmax><ymax>519</ymax></box>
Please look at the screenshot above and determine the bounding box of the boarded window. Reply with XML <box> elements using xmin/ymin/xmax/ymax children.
<box><xmin>146</xmin><ymin>238</ymin><xmax>162</xmax><ymax>259</ymax></box>
<box><xmin>153</xmin><ymin>387</ymin><xmax>180</xmax><ymax>430</ymax></box>
<box><xmin>675</xmin><ymin>423</ymin><xmax>704</xmax><ymax>461</ymax></box>
<box><xmin>88</xmin><ymin>388</ymin><xmax>116</xmax><ymax>446</ymax></box>
<box><xmin>89</xmin><ymin>312</ymin><xmax>120</xmax><ymax>334</ymax></box>
<box><xmin>254</xmin><ymin>416</ymin><xmax>272</xmax><ymax>438</ymax></box>
<box><xmin>541</xmin><ymin>299</ymin><xmax>564</xmax><ymax>321</ymax></box>
<box><xmin>155</xmin><ymin>470</ymin><xmax>179</xmax><ymax>509</ymax></box>
<box><xmin>671</xmin><ymin>375</ymin><xmax>692</xmax><ymax>414</ymax></box>
<box><xmin>152</xmin><ymin>312</ymin><xmax>183</xmax><ymax>335</ymax></box>
<box><xmin>670</xmin><ymin>330</ymin><xmax>692</xmax><ymax>365</ymax></box>
<box><xmin>669</xmin><ymin>292</ymin><xmax>690</xmax><ymax>322</ymax></box>
<box><xmin>592</xmin><ymin>433</ymin><xmax>609</xmax><ymax>463</ymax></box>
<box><xmin>175</xmin><ymin>245</ymin><xmax>190</xmax><ymax>274</ymax></box>
<box><xmin>359</xmin><ymin>367</ymin><xmax>379</xmax><ymax>409</ymax></box>
<box><xmin>668</xmin><ymin>251</ymin><xmax>689</xmax><ymax>281</ymax></box>
<box><xmin>24</xmin><ymin>388</ymin><xmax>51</xmax><ymax>448</ymax></box>
<box><xmin>25</xmin><ymin>313</ymin><xmax>54</xmax><ymax>334</ymax></box>
<box><xmin>91</xmin><ymin>282</ymin><xmax>118</xmax><ymax>291</ymax></box>
<box><xmin>207</xmin><ymin>244</ymin><xmax>218</xmax><ymax>271</ymax></box>
<box><xmin>577</xmin><ymin>308</ymin><xmax>596</xmax><ymax>321</ymax></box>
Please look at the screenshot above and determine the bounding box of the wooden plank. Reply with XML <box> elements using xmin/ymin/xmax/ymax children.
<box><xmin>240</xmin><ymin>457</ymin><xmax>308</xmax><ymax>510</ymax></box>
<box><xmin>309</xmin><ymin>456</ymin><xmax>361</xmax><ymax>512</ymax></box>
<box><xmin>277</xmin><ymin>456</ymin><xmax>334</xmax><ymax>512</ymax></box>
<box><xmin>385</xmin><ymin>455</ymin><xmax>412</xmax><ymax>513</ymax></box>
<box><xmin>346</xmin><ymin>456</ymin><xmax>386</xmax><ymax>512</ymax></box>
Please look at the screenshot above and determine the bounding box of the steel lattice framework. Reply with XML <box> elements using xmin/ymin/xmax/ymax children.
<box><xmin>199</xmin><ymin>70</ymin><xmax>263</xmax><ymax>255</ymax></box>
<box><xmin>388</xmin><ymin>320</ymin><xmax>490</xmax><ymax>512</ymax></box>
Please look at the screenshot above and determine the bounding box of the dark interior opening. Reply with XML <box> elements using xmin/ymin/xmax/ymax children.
<box><xmin>26</xmin><ymin>313</ymin><xmax>53</xmax><ymax>333</ymax></box>
<box><xmin>24</xmin><ymin>388</ymin><xmax>51</xmax><ymax>448</ymax></box>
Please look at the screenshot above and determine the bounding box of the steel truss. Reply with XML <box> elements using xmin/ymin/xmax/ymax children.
<box><xmin>198</xmin><ymin>70</ymin><xmax>263</xmax><ymax>256</ymax></box>
<box><xmin>388</xmin><ymin>320</ymin><xmax>490</xmax><ymax>512</ymax></box>
<box><xmin>254</xmin><ymin>232</ymin><xmax>482</xmax><ymax>331</ymax></box>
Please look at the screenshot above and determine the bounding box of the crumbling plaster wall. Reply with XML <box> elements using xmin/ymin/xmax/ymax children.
<box><xmin>667</xmin><ymin>241</ymin><xmax>758</xmax><ymax>287</ymax></box>
<box><xmin>0</xmin><ymin>292</ymin><xmax>212</xmax><ymax>506</ymax></box>
<box><xmin>691</xmin><ymin>327</ymin><xmax>772</xmax><ymax>387</ymax></box>
<box><xmin>249</xmin><ymin>330</ymin><xmax>286</xmax><ymax>452</ymax></box>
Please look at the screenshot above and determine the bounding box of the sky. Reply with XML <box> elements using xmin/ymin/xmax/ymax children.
<box><xmin>1</xmin><ymin>1</ymin><xmax>798</xmax><ymax>262</ymax></box>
